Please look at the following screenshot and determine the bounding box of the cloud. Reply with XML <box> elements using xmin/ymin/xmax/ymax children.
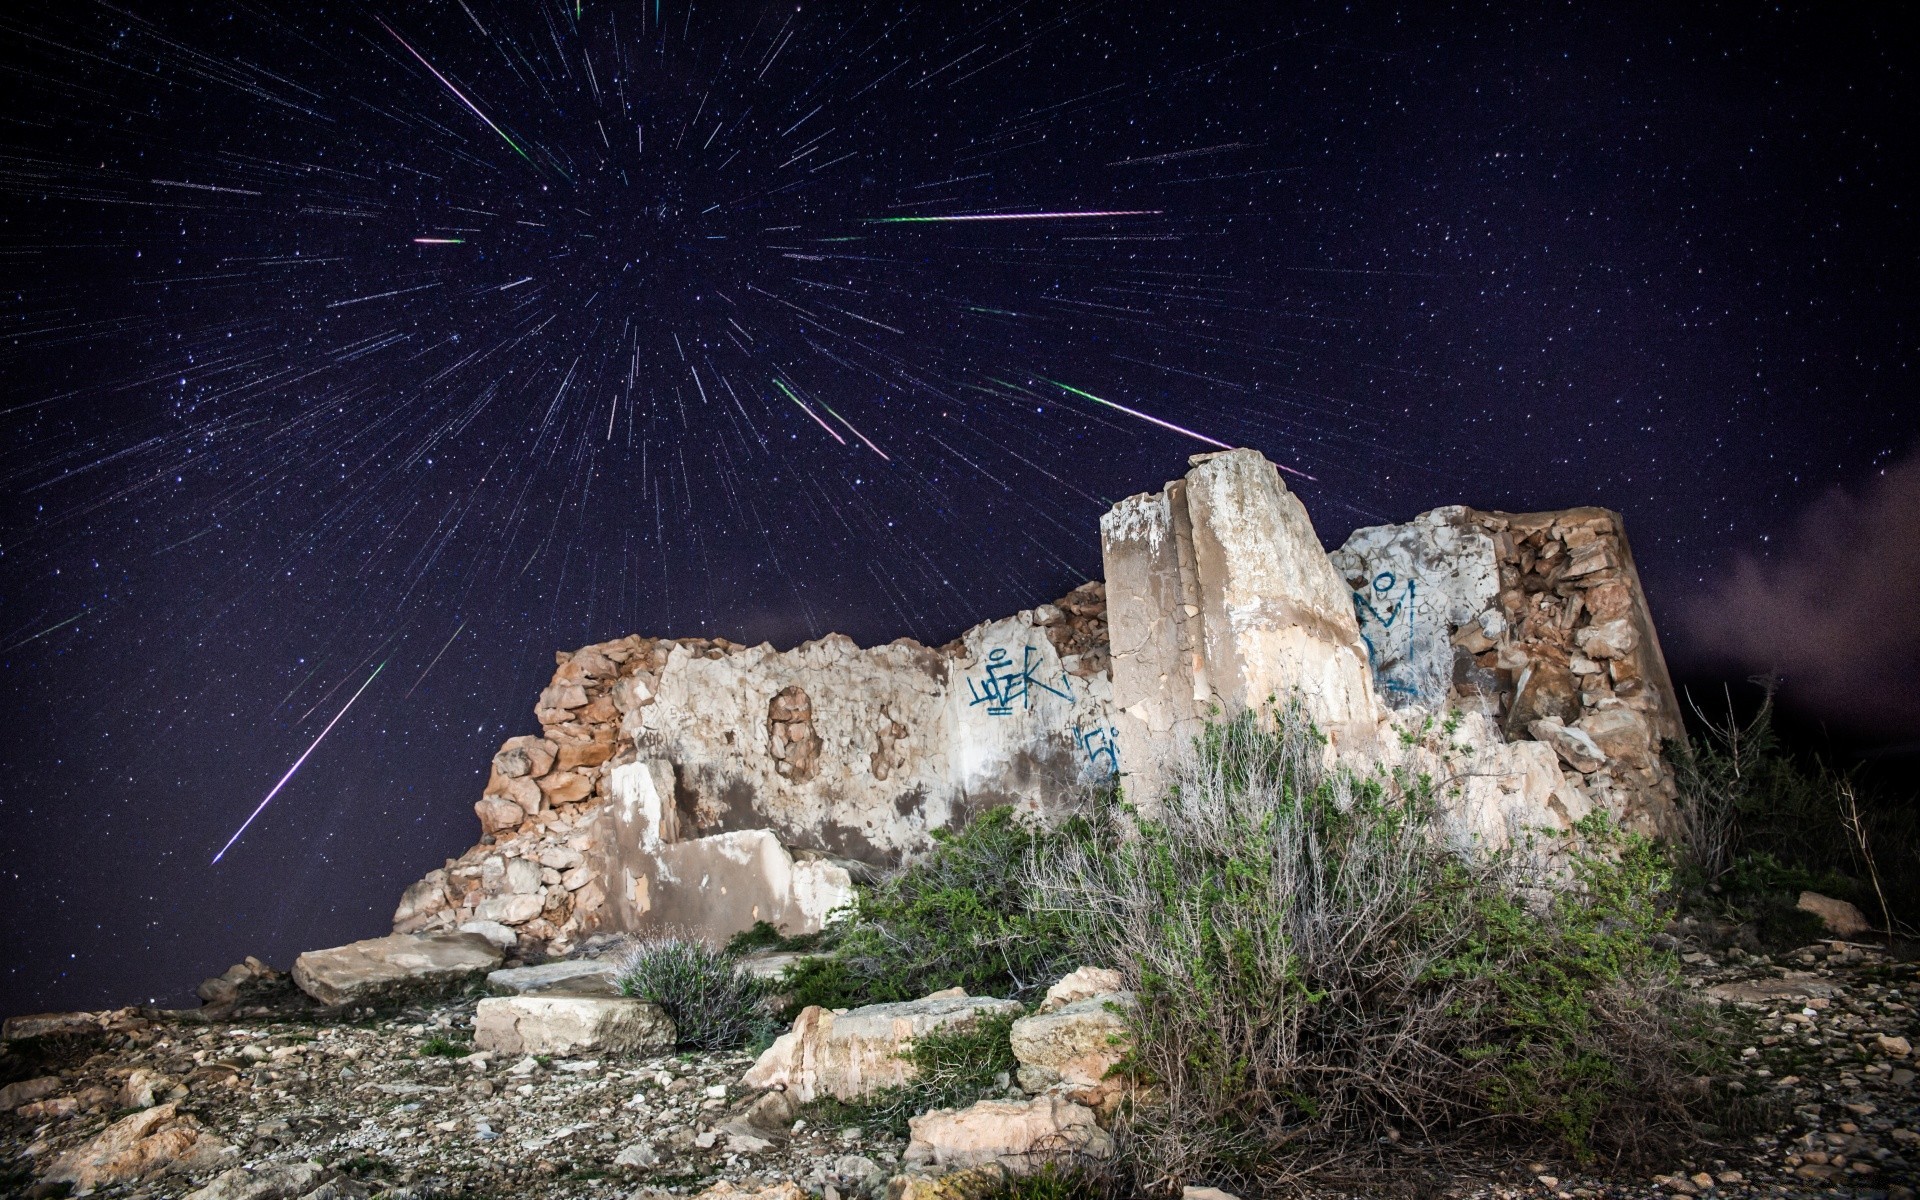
<box><xmin>1685</xmin><ymin>451</ymin><xmax>1920</xmax><ymax>738</ymax></box>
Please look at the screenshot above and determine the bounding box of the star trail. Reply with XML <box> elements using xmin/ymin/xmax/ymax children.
<box><xmin>2</xmin><ymin>3</ymin><xmax>1913</xmax><ymax>1012</ymax></box>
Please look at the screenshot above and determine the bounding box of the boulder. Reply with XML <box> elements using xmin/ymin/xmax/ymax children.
<box><xmin>743</xmin><ymin>990</ymin><xmax>1024</xmax><ymax>1102</ymax></box>
<box><xmin>120</xmin><ymin>1067</ymin><xmax>181</xmax><ymax>1109</ymax></box>
<box><xmin>1009</xmin><ymin>992</ymin><xmax>1135</xmax><ymax>1104</ymax></box>
<box><xmin>887</xmin><ymin>1167</ymin><xmax>1010</xmax><ymax>1200</ymax></box>
<box><xmin>42</xmin><ymin>1102</ymin><xmax>232</xmax><ymax>1195</ymax></box>
<box><xmin>486</xmin><ymin>959</ymin><xmax>619</xmax><ymax>995</ymax></box>
<box><xmin>1574</xmin><ymin>707</ymin><xmax>1653</xmax><ymax>766</ymax></box>
<box><xmin>473</xmin><ymin>994</ymin><xmax>673</xmax><ymax>1056</ymax></box>
<box><xmin>475</xmin><ymin>893</ymin><xmax>544</xmax><ymax>926</ymax></box>
<box><xmin>1797</xmin><ymin>891</ymin><xmax>1871</xmax><ymax>937</ymax></box>
<box><xmin>904</xmin><ymin>1094</ymin><xmax>1115</xmax><ymax>1171</ymax></box>
<box><xmin>183</xmin><ymin>1163</ymin><xmax>326</xmax><ymax>1200</ymax></box>
<box><xmin>0</xmin><ymin>1075</ymin><xmax>61</xmax><ymax>1110</ymax></box>
<box><xmin>1038</xmin><ymin>966</ymin><xmax>1124</xmax><ymax>1013</ymax></box>
<box><xmin>195</xmin><ymin>957</ymin><xmax>285</xmax><ymax>1011</ymax></box>
<box><xmin>291</xmin><ymin>931</ymin><xmax>502</xmax><ymax>1007</ymax></box>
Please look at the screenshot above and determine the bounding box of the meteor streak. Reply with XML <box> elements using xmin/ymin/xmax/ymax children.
<box><xmin>212</xmin><ymin>661</ymin><xmax>385</xmax><ymax>864</ymax></box>
<box><xmin>1044</xmin><ymin>379</ymin><xmax>1315</xmax><ymax>480</ymax></box>
<box><xmin>868</xmin><ymin>210</ymin><xmax>1161</xmax><ymax>223</ymax></box>
<box><xmin>377</xmin><ymin>18</ymin><xmax>530</xmax><ymax>162</ymax></box>
<box><xmin>412</xmin><ymin>237</ymin><xmax>465</xmax><ymax>244</ymax></box>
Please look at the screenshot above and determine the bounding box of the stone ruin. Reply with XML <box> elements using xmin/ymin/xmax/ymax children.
<box><xmin>389</xmin><ymin>449</ymin><xmax>1683</xmax><ymax>958</ymax></box>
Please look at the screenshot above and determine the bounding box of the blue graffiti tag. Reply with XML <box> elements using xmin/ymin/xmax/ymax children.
<box><xmin>1076</xmin><ymin>723</ymin><xmax>1121</xmax><ymax>775</ymax></box>
<box><xmin>966</xmin><ymin>645</ymin><xmax>1074</xmax><ymax>716</ymax></box>
<box><xmin>1352</xmin><ymin>571</ymin><xmax>1421</xmax><ymax>700</ymax></box>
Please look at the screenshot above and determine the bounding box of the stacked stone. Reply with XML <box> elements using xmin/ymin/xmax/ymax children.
<box><xmin>393</xmin><ymin>634</ymin><xmax>755</xmax><ymax>958</ymax></box>
<box><xmin>1032</xmin><ymin>580</ymin><xmax>1109</xmax><ymax>679</ymax></box>
<box><xmin>1464</xmin><ymin>508</ymin><xmax>1682</xmax><ymax>832</ymax></box>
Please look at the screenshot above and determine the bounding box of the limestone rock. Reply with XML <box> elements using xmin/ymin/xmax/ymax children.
<box><xmin>1797</xmin><ymin>891</ymin><xmax>1871</xmax><ymax>936</ymax></box>
<box><xmin>904</xmin><ymin>1094</ymin><xmax>1115</xmax><ymax>1171</ymax></box>
<box><xmin>886</xmin><ymin>1167</ymin><xmax>1010</xmax><ymax>1200</ymax></box>
<box><xmin>42</xmin><ymin>1102</ymin><xmax>232</xmax><ymax>1195</ymax></box>
<box><xmin>291</xmin><ymin>932</ymin><xmax>501</xmax><ymax>1007</ymax></box>
<box><xmin>486</xmin><ymin>958</ymin><xmax>619</xmax><ymax>995</ymax></box>
<box><xmin>3</xmin><ymin>1011</ymin><xmax>107</xmax><ymax>1041</ymax></box>
<box><xmin>183</xmin><ymin>1163</ymin><xmax>326</xmax><ymax>1200</ymax></box>
<box><xmin>692</xmin><ymin>1182</ymin><xmax>806</xmax><ymax>1200</ymax></box>
<box><xmin>195</xmin><ymin>956</ymin><xmax>286</xmax><ymax>1011</ymax></box>
<box><xmin>1009</xmin><ymin>992</ymin><xmax>1135</xmax><ymax>1103</ymax></box>
<box><xmin>1182</xmin><ymin>1189</ymin><xmax>1242</xmax><ymax>1200</ymax></box>
<box><xmin>472</xmin><ymin>994</ymin><xmax>673</xmax><ymax>1056</ymax></box>
<box><xmin>475</xmin><ymin>892</ymin><xmax>544</xmax><ymax>925</ymax></box>
<box><xmin>1039</xmin><ymin>966</ymin><xmax>1125</xmax><ymax>1013</ymax></box>
<box><xmin>743</xmin><ymin>991</ymin><xmax>1024</xmax><ymax>1103</ymax></box>
<box><xmin>1529</xmin><ymin>717</ymin><xmax>1605</xmax><ymax>774</ymax></box>
<box><xmin>1</xmin><ymin>1075</ymin><xmax>61</xmax><ymax>1110</ymax></box>
<box><xmin>1575</xmin><ymin>706</ymin><xmax>1653</xmax><ymax>766</ymax></box>
<box><xmin>458</xmin><ymin>919</ymin><xmax>518</xmax><ymax>950</ymax></box>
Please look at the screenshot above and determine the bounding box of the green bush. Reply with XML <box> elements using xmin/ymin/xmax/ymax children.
<box><xmin>616</xmin><ymin>938</ymin><xmax>777</xmax><ymax>1051</ymax></box>
<box><xmin>783</xmin><ymin>807</ymin><xmax>1085</xmax><ymax>1013</ymax></box>
<box><xmin>1031</xmin><ymin>700</ymin><xmax>1722</xmax><ymax>1192</ymax></box>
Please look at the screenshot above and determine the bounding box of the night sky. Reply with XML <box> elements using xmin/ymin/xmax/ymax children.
<box><xmin>2</xmin><ymin>3</ymin><xmax>1915</xmax><ymax>1017</ymax></box>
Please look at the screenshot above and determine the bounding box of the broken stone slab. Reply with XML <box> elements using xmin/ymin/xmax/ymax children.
<box><xmin>1038</xmin><ymin>966</ymin><xmax>1124</xmax><ymax>1013</ymax></box>
<box><xmin>743</xmin><ymin>990</ymin><xmax>1024</xmax><ymax>1102</ymax></box>
<box><xmin>485</xmin><ymin>958</ymin><xmax>619</xmax><ymax>995</ymax></box>
<box><xmin>472</xmin><ymin>994</ymin><xmax>674</xmax><ymax>1056</ymax></box>
<box><xmin>1797</xmin><ymin>891</ymin><xmax>1871</xmax><ymax>937</ymax></box>
<box><xmin>1009</xmin><ymin>992</ymin><xmax>1135</xmax><ymax>1104</ymax></box>
<box><xmin>291</xmin><ymin>931</ymin><xmax>502</xmax><ymax>1007</ymax></box>
<box><xmin>42</xmin><ymin>1101</ymin><xmax>234</xmax><ymax>1195</ymax></box>
<box><xmin>904</xmin><ymin>1093</ymin><xmax>1116</xmax><ymax>1172</ymax></box>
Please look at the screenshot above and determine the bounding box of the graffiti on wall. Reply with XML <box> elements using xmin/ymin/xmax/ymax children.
<box><xmin>966</xmin><ymin>645</ymin><xmax>1075</xmax><ymax>716</ymax></box>
<box><xmin>1075</xmin><ymin>723</ymin><xmax>1121</xmax><ymax>776</ymax></box>
<box><xmin>1352</xmin><ymin>571</ymin><xmax>1425</xmax><ymax>703</ymax></box>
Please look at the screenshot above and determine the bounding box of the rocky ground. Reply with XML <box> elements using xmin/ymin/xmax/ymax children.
<box><xmin>2</xmin><ymin>932</ymin><xmax>1913</xmax><ymax>1200</ymax></box>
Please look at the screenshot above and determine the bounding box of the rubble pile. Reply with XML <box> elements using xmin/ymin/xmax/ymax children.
<box><xmin>3</xmin><ymin>948</ymin><xmax>1911</xmax><ymax>1199</ymax></box>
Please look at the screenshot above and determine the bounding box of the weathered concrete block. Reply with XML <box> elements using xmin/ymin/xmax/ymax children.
<box><xmin>473</xmin><ymin>994</ymin><xmax>674</xmax><ymax>1056</ymax></box>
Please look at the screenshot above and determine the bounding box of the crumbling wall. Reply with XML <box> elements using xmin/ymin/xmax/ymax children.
<box><xmin>1331</xmin><ymin>505</ymin><xmax>1681</xmax><ymax>834</ymax></box>
<box><xmin>392</xmin><ymin>585</ymin><xmax>1114</xmax><ymax>956</ymax></box>
<box><xmin>1103</xmin><ymin>451</ymin><xmax>1679</xmax><ymax>844</ymax></box>
<box><xmin>391</xmin><ymin>450</ymin><xmax>1684</xmax><ymax>957</ymax></box>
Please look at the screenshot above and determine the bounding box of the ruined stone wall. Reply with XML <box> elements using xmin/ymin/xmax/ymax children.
<box><xmin>391</xmin><ymin>585</ymin><xmax>1115</xmax><ymax>956</ymax></box>
<box><xmin>1331</xmin><ymin>504</ymin><xmax>1681</xmax><ymax>833</ymax></box>
<box><xmin>1103</xmin><ymin>450</ymin><xmax>1679</xmax><ymax>846</ymax></box>
<box><xmin>391</xmin><ymin>449</ymin><xmax>1683</xmax><ymax>956</ymax></box>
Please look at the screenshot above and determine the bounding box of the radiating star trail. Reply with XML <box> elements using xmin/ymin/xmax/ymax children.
<box><xmin>211</xmin><ymin>662</ymin><xmax>386</xmax><ymax>865</ymax></box>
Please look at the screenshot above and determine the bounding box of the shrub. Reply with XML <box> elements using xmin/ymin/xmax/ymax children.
<box><xmin>725</xmin><ymin>920</ymin><xmax>824</xmax><ymax>956</ymax></box>
<box><xmin>783</xmin><ymin>807</ymin><xmax>1085</xmax><ymax>1012</ymax></box>
<box><xmin>803</xmin><ymin>1009</ymin><xmax>1021</xmax><ymax>1139</ymax></box>
<box><xmin>615</xmin><ymin>937</ymin><xmax>777</xmax><ymax>1051</ymax></box>
<box><xmin>1030</xmin><ymin>700</ymin><xmax>1721</xmax><ymax>1193</ymax></box>
<box><xmin>1672</xmin><ymin>684</ymin><xmax>1918</xmax><ymax>937</ymax></box>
